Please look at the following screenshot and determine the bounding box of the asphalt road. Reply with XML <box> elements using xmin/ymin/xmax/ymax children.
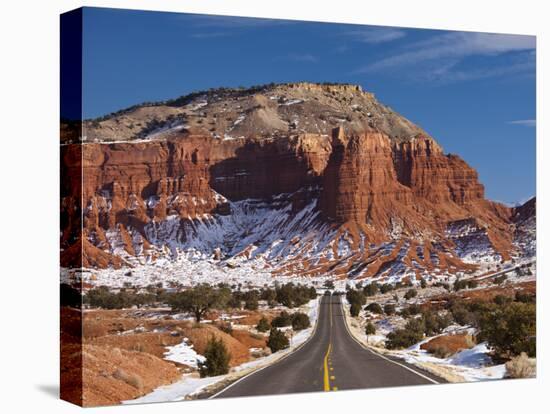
<box><xmin>213</xmin><ymin>294</ymin><xmax>443</xmax><ymax>399</ymax></box>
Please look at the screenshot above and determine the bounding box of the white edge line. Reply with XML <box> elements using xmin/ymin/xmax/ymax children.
<box><xmin>339</xmin><ymin>298</ymin><xmax>440</xmax><ymax>385</ymax></box>
<box><xmin>209</xmin><ymin>296</ymin><xmax>324</xmax><ymax>399</ymax></box>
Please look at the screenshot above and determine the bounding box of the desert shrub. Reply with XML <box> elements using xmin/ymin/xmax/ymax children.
<box><xmin>113</xmin><ymin>368</ymin><xmax>143</xmax><ymax>390</ymax></box>
<box><xmin>404</xmin><ymin>289</ymin><xmax>418</xmax><ymax>300</ymax></box>
<box><xmin>421</xmin><ymin>310</ymin><xmax>452</xmax><ymax>336</ymax></box>
<box><xmin>167</xmin><ymin>284</ymin><xmax>231</xmax><ymax>322</ymax></box>
<box><xmin>384</xmin><ymin>304</ymin><xmax>396</xmax><ymax>315</ymax></box>
<box><xmin>260</xmin><ymin>288</ymin><xmax>277</xmax><ymax>302</ymax></box>
<box><xmin>363</xmin><ymin>283</ymin><xmax>379</xmax><ymax>297</ymax></box>
<box><xmin>493</xmin><ymin>295</ymin><xmax>513</xmax><ymax>306</ymax></box>
<box><xmin>434</xmin><ymin>281</ymin><xmax>451</xmax><ymax>291</ymax></box>
<box><xmin>420</xmin><ymin>278</ymin><xmax>427</xmax><ymax>289</ymax></box>
<box><xmin>323</xmin><ymin>280</ymin><xmax>335</xmax><ymax>289</ymax></box>
<box><xmin>454</xmin><ymin>279</ymin><xmax>468</xmax><ymax>291</ymax></box>
<box><xmin>244</xmin><ymin>297</ymin><xmax>259</xmax><ymax>311</ymax></box>
<box><xmin>291</xmin><ymin>312</ymin><xmax>310</xmax><ymax>331</ymax></box>
<box><xmin>454</xmin><ymin>279</ymin><xmax>477</xmax><ymax>291</ymax></box>
<box><xmin>267</xmin><ymin>328</ymin><xmax>289</xmax><ymax>353</ymax></box>
<box><xmin>256</xmin><ymin>317</ymin><xmax>271</xmax><ymax>332</ymax></box>
<box><xmin>217</xmin><ymin>322</ymin><xmax>233</xmax><ymax>334</ymax></box>
<box><xmin>199</xmin><ymin>337</ymin><xmax>230</xmax><ymax>377</ymax></box>
<box><xmin>346</xmin><ymin>289</ymin><xmax>366</xmax><ymax>307</ymax></box>
<box><xmin>85</xmin><ymin>286</ymin><xmax>137</xmax><ymax>309</ymax></box>
<box><xmin>478</xmin><ymin>302</ymin><xmax>536</xmax><ymax>357</ymax></box>
<box><xmin>515</xmin><ymin>291</ymin><xmax>536</xmax><ymax>304</ymax></box>
<box><xmin>227</xmin><ymin>294</ymin><xmax>242</xmax><ymax>309</ymax></box>
<box><xmin>432</xmin><ymin>346</ymin><xmax>452</xmax><ymax>359</ymax></box>
<box><xmin>505</xmin><ymin>352</ymin><xmax>536</xmax><ymax>378</ymax></box>
<box><xmin>494</xmin><ymin>275</ymin><xmax>507</xmax><ymax>285</ymax></box>
<box><xmin>400</xmin><ymin>303</ymin><xmax>422</xmax><ymax>318</ymax></box>
<box><xmin>379</xmin><ymin>284</ymin><xmax>394</xmax><ymax>294</ymax></box>
<box><xmin>350</xmin><ymin>303</ymin><xmax>361</xmax><ymax>317</ymax></box>
<box><xmin>365</xmin><ymin>322</ymin><xmax>376</xmax><ymax>336</ymax></box>
<box><xmin>386</xmin><ymin>318</ymin><xmax>424</xmax><ymax>349</ymax></box>
<box><xmin>449</xmin><ymin>301</ymin><xmax>477</xmax><ymax>326</ymax></box>
<box><xmin>467</xmin><ymin>280</ymin><xmax>478</xmax><ymax>289</ymax></box>
<box><xmin>365</xmin><ymin>302</ymin><xmax>383</xmax><ymax>314</ymax></box>
<box><xmin>276</xmin><ymin>283</ymin><xmax>316</xmax><ymax>308</ymax></box>
<box><xmin>271</xmin><ymin>311</ymin><xmax>292</xmax><ymax>327</ymax></box>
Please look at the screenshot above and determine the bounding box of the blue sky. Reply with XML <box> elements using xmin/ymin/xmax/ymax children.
<box><xmin>79</xmin><ymin>7</ymin><xmax>536</xmax><ymax>204</ymax></box>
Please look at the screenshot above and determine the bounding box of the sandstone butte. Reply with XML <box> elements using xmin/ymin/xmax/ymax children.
<box><xmin>60</xmin><ymin>82</ymin><xmax>534</xmax><ymax>279</ymax></box>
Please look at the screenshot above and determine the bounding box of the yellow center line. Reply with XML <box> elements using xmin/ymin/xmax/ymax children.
<box><xmin>323</xmin><ymin>296</ymin><xmax>335</xmax><ymax>391</ymax></box>
<box><xmin>323</xmin><ymin>342</ymin><xmax>332</xmax><ymax>391</ymax></box>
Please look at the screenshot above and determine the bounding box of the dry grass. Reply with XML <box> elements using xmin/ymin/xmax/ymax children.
<box><xmin>72</xmin><ymin>307</ymin><xmax>275</xmax><ymax>405</ymax></box>
<box><xmin>505</xmin><ymin>353</ymin><xmax>536</xmax><ymax>379</ymax></box>
<box><xmin>79</xmin><ymin>344</ymin><xmax>180</xmax><ymax>407</ymax></box>
<box><xmin>420</xmin><ymin>333</ymin><xmax>475</xmax><ymax>358</ymax></box>
<box><xmin>230</xmin><ymin>329</ymin><xmax>267</xmax><ymax>349</ymax></box>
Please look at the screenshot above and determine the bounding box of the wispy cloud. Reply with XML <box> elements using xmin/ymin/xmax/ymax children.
<box><xmin>508</xmin><ymin>119</ymin><xmax>536</xmax><ymax>127</ymax></box>
<box><xmin>345</xmin><ymin>27</ymin><xmax>406</xmax><ymax>44</ymax></box>
<box><xmin>354</xmin><ymin>32</ymin><xmax>535</xmax><ymax>83</ymax></box>
<box><xmin>276</xmin><ymin>53</ymin><xmax>319</xmax><ymax>63</ymax></box>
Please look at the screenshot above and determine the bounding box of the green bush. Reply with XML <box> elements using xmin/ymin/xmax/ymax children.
<box><xmin>267</xmin><ymin>328</ymin><xmax>290</xmax><ymax>353</ymax></box>
<box><xmin>404</xmin><ymin>289</ymin><xmax>418</xmax><ymax>300</ymax></box>
<box><xmin>323</xmin><ymin>280</ymin><xmax>335</xmax><ymax>290</ymax></box>
<box><xmin>386</xmin><ymin>318</ymin><xmax>424</xmax><ymax>349</ymax></box>
<box><xmin>346</xmin><ymin>289</ymin><xmax>366</xmax><ymax>307</ymax></box>
<box><xmin>493</xmin><ymin>295</ymin><xmax>512</xmax><ymax>306</ymax></box>
<box><xmin>384</xmin><ymin>304</ymin><xmax>396</xmax><ymax>315</ymax></box>
<box><xmin>198</xmin><ymin>337</ymin><xmax>230</xmax><ymax>377</ymax></box>
<box><xmin>421</xmin><ymin>310</ymin><xmax>452</xmax><ymax>336</ymax></box>
<box><xmin>365</xmin><ymin>302</ymin><xmax>383</xmax><ymax>314</ymax></box>
<box><xmin>515</xmin><ymin>291</ymin><xmax>535</xmax><ymax>304</ymax></box>
<box><xmin>449</xmin><ymin>301</ymin><xmax>477</xmax><ymax>326</ymax></box>
<box><xmin>276</xmin><ymin>283</ymin><xmax>316</xmax><ymax>308</ymax></box>
<box><xmin>420</xmin><ymin>278</ymin><xmax>427</xmax><ymax>289</ymax></box>
<box><xmin>271</xmin><ymin>311</ymin><xmax>292</xmax><ymax>327</ymax></box>
<box><xmin>363</xmin><ymin>283</ymin><xmax>379</xmax><ymax>297</ymax></box>
<box><xmin>291</xmin><ymin>312</ymin><xmax>311</xmax><ymax>331</ymax></box>
<box><xmin>256</xmin><ymin>317</ymin><xmax>270</xmax><ymax>333</ymax></box>
<box><xmin>478</xmin><ymin>302</ymin><xmax>536</xmax><ymax>357</ymax></box>
<box><xmin>365</xmin><ymin>322</ymin><xmax>376</xmax><ymax>336</ymax></box>
<box><xmin>494</xmin><ymin>275</ymin><xmax>507</xmax><ymax>285</ymax></box>
<box><xmin>379</xmin><ymin>284</ymin><xmax>394</xmax><ymax>294</ymax></box>
<box><xmin>350</xmin><ymin>303</ymin><xmax>361</xmax><ymax>317</ymax></box>
<box><xmin>167</xmin><ymin>284</ymin><xmax>231</xmax><ymax>322</ymax></box>
<box><xmin>244</xmin><ymin>297</ymin><xmax>259</xmax><ymax>311</ymax></box>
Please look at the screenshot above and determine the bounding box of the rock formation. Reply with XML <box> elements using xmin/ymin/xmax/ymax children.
<box><xmin>60</xmin><ymin>82</ymin><xmax>535</xmax><ymax>279</ymax></box>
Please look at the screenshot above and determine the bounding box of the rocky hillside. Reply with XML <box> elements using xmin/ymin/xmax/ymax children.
<box><xmin>61</xmin><ymin>82</ymin><xmax>535</xmax><ymax>281</ymax></box>
<box><xmin>78</xmin><ymin>82</ymin><xmax>427</xmax><ymax>144</ymax></box>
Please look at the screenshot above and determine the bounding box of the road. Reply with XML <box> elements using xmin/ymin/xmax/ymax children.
<box><xmin>213</xmin><ymin>294</ymin><xmax>443</xmax><ymax>399</ymax></box>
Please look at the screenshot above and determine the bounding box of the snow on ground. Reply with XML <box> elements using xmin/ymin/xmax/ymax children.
<box><xmin>390</xmin><ymin>341</ymin><xmax>506</xmax><ymax>382</ymax></box>
<box><xmin>125</xmin><ymin>297</ymin><xmax>321</xmax><ymax>403</ymax></box>
<box><xmin>123</xmin><ymin>374</ymin><xmax>223</xmax><ymax>404</ymax></box>
<box><xmin>163</xmin><ymin>338</ymin><xmax>206</xmax><ymax>369</ymax></box>
<box><xmin>343</xmin><ymin>301</ymin><xmax>506</xmax><ymax>383</ymax></box>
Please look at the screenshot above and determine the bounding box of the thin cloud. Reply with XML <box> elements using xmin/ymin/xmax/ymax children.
<box><xmin>508</xmin><ymin>119</ymin><xmax>536</xmax><ymax>127</ymax></box>
<box><xmin>276</xmin><ymin>53</ymin><xmax>319</xmax><ymax>63</ymax></box>
<box><xmin>360</xmin><ymin>32</ymin><xmax>535</xmax><ymax>72</ymax></box>
<box><xmin>414</xmin><ymin>53</ymin><xmax>535</xmax><ymax>84</ymax></box>
<box><xmin>354</xmin><ymin>32</ymin><xmax>536</xmax><ymax>81</ymax></box>
<box><xmin>345</xmin><ymin>27</ymin><xmax>406</xmax><ymax>44</ymax></box>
